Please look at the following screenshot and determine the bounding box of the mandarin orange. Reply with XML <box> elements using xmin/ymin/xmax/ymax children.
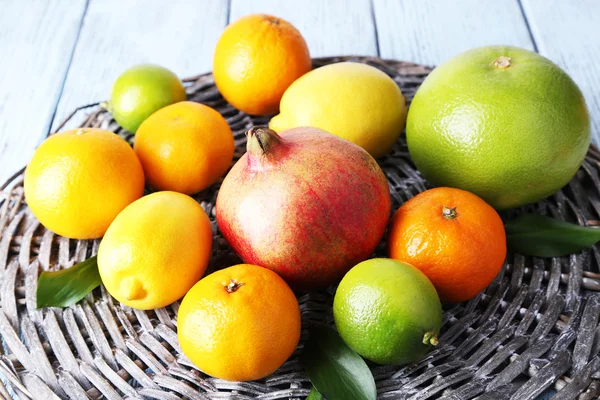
<box><xmin>178</xmin><ymin>264</ymin><xmax>301</xmax><ymax>381</ymax></box>
<box><xmin>213</xmin><ymin>14</ymin><xmax>311</xmax><ymax>116</ymax></box>
<box><xmin>134</xmin><ymin>101</ymin><xmax>234</xmax><ymax>194</ymax></box>
<box><xmin>388</xmin><ymin>187</ymin><xmax>506</xmax><ymax>302</ymax></box>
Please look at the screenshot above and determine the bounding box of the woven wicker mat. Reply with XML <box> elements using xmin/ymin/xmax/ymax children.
<box><xmin>1</xmin><ymin>56</ymin><xmax>600</xmax><ymax>400</ymax></box>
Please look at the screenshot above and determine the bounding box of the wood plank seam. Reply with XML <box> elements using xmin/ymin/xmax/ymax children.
<box><xmin>44</xmin><ymin>0</ymin><xmax>91</xmax><ymax>141</ymax></box>
<box><xmin>226</xmin><ymin>0</ymin><xmax>232</xmax><ymax>23</ymax></box>
<box><xmin>516</xmin><ymin>0</ymin><xmax>539</xmax><ymax>52</ymax></box>
<box><xmin>0</xmin><ymin>0</ymin><xmax>89</xmax><ymax>185</ymax></box>
<box><xmin>369</xmin><ymin>0</ymin><xmax>381</xmax><ymax>57</ymax></box>
<box><xmin>371</xmin><ymin>0</ymin><xmax>535</xmax><ymax>67</ymax></box>
<box><xmin>520</xmin><ymin>0</ymin><xmax>600</xmax><ymax>145</ymax></box>
<box><xmin>229</xmin><ymin>0</ymin><xmax>378</xmax><ymax>58</ymax></box>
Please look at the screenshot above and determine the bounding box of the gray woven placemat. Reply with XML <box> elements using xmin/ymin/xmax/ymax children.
<box><xmin>0</xmin><ymin>56</ymin><xmax>599</xmax><ymax>399</ymax></box>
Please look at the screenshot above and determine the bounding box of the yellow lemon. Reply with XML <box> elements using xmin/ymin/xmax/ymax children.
<box><xmin>269</xmin><ymin>62</ymin><xmax>407</xmax><ymax>158</ymax></box>
<box><xmin>98</xmin><ymin>191</ymin><xmax>212</xmax><ymax>310</ymax></box>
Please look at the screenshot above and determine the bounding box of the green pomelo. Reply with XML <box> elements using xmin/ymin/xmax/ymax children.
<box><xmin>109</xmin><ymin>64</ymin><xmax>186</xmax><ymax>133</ymax></box>
<box><xmin>333</xmin><ymin>258</ymin><xmax>442</xmax><ymax>365</ymax></box>
<box><xmin>406</xmin><ymin>45</ymin><xmax>590</xmax><ymax>210</ymax></box>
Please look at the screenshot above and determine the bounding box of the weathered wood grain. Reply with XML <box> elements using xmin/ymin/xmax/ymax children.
<box><xmin>1</xmin><ymin>0</ymin><xmax>598</xmax><ymax>179</ymax></box>
<box><xmin>229</xmin><ymin>0</ymin><xmax>378</xmax><ymax>57</ymax></box>
<box><xmin>50</xmin><ymin>0</ymin><xmax>228</xmax><ymax>132</ymax></box>
<box><xmin>521</xmin><ymin>0</ymin><xmax>600</xmax><ymax>144</ymax></box>
<box><xmin>372</xmin><ymin>0</ymin><xmax>534</xmax><ymax>66</ymax></box>
<box><xmin>0</xmin><ymin>0</ymin><xmax>86</xmax><ymax>185</ymax></box>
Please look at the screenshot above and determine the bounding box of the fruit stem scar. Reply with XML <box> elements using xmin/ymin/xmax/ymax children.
<box><xmin>225</xmin><ymin>279</ymin><xmax>244</xmax><ymax>293</ymax></box>
<box><xmin>101</xmin><ymin>101</ymin><xmax>114</xmax><ymax>113</ymax></box>
<box><xmin>442</xmin><ymin>206</ymin><xmax>458</xmax><ymax>219</ymax></box>
<box><xmin>75</xmin><ymin>128</ymin><xmax>87</xmax><ymax>136</ymax></box>
<box><xmin>422</xmin><ymin>331</ymin><xmax>439</xmax><ymax>346</ymax></box>
<box><xmin>266</xmin><ymin>16</ymin><xmax>280</xmax><ymax>25</ymax></box>
<box><xmin>493</xmin><ymin>56</ymin><xmax>512</xmax><ymax>69</ymax></box>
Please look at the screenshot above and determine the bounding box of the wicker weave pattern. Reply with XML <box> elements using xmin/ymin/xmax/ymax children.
<box><xmin>0</xmin><ymin>57</ymin><xmax>599</xmax><ymax>399</ymax></box>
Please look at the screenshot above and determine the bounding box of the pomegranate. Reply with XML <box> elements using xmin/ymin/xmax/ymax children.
<box><xmin>216</xmin><ymin>126</ymin><xmax>391</xmax><ymax>290</ymax></box>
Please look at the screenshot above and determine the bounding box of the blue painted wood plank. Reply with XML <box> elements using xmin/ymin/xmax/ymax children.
<box><xmin>373</xmin><ymin>0</ymin><xmax>534</xmax><ymax>66</ymax></box>
<box><xmin>521</xmin><ymin>0</ymin><xmax>600</xmax><ymax>145</ymax></box>
<box><xmin>50</xmin><ymin>0</ymin><xmax>229</xmax><ymax>133</ymax></box>
<box><xmin>230</xmin><ymin>0</ymin><xmax>378</xmax><ymax>57</ymax></box>
<box><xmin>0</xmin><ymin>0</ymin><xmax>87</xmax><ymax>185</ymax></box>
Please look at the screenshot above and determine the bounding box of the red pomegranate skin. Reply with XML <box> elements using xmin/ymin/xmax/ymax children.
<box><xmin>216</xmin><ymin>126</ymin><xmax>391</xmax><ymax>291</ymax></box>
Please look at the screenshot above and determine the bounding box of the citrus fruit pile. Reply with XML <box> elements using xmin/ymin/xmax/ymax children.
<box><xmin>24</xmin><ymin>12</ymin><xmax>591</xmax><ymax>386</ymax></box>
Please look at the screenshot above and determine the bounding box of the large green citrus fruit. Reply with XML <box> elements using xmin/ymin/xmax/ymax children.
<box><xmin>109</xmin><ymin>64</ymin><xmax>186</xmax><ymax>133</ymax></box>
<box><xmin>333</xmin><ymin>258</ymin><xmax>442</xmax><ymax>365</ymax></box>
<box><xmin>406</xmin><ymin>46</ymin><xmax>590</xmax><ymax>210</ymax></box>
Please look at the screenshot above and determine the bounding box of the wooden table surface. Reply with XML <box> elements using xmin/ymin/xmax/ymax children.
<box><xmin>0</xmin><ymin>0</ymin><xmax>599</xmax><ymax>185</ymax></box>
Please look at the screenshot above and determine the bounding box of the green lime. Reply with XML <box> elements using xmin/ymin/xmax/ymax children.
<box><xmin>406</xmin><ymin>45</ymin><xmax>590</xmax><ymax>210</ymax></box>
<box><xmin>333</xmin><ymin>258</ymin><xmax>442</xmax><ymax>365</ymax></box>
<box><xmin>109</xmin><ymin>64</ymin><xmax>186</xmax><ymax>133</ymax></box>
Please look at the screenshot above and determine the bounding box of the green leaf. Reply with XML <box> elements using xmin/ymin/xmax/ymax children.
<box><xmin>505</xmin><ymin>214</ymin><xmax>600</xmax><ymax>257</ymax></box>
<box><xmin>306</xmin><ymin>387</ymin><xmax>324</xmax><ymax>400</ymax></box>
<box><xmin>36</xmin><ymin>256</ymin><xmax>101</xmax><ymax>308</ymax></box>
<box><xmin>301</xmin><ymin>326</ymin><xmax>376</xmax><ymax>400</ymax></box>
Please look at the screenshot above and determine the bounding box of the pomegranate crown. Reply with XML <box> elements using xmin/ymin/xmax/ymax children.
<box><xmin>246</xmin><ymin>126</ymin><xmax>282</xmax><ymax>156</ymax></box>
